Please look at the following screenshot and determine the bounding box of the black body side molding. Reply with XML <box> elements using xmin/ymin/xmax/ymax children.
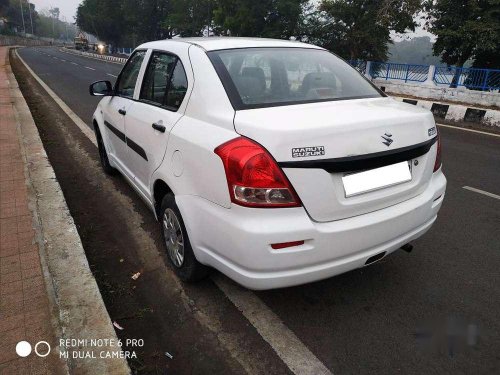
<box><xmin>279</xmin><ymin>137</ymin><xmax>437</xmax><ymax>173</ymax></box>
<box><xmin>104</xmin><ymin>120</ymin><xmax>148</xmax><ymax>161</ymax></box>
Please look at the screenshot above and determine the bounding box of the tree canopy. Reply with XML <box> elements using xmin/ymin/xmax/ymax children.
<box><xmin>312</xmin><ymin>0</ymin><xmax>423</xmax><ymax>61</ymax></box>
<box><xmin>74</xmin><ymin>0</ymin><xmax>423</xmax><ymax>61</ymax></box>
<box><xmin>72</xmin><ymin>0</ymin><xmax>500</xmax><ymax>69</ymax></box>
<box><xmin>425</xmin><ymin>0</ymin><xmax>500</xmax><ymax>67</ymax></box>
<box><xmin>214</xmin><ymin>0</ymin><xmax>308</xmax><ymax>38</ymax></box>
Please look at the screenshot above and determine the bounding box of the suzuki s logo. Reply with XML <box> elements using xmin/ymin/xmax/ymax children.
<box><xmin>381</xmin><ymin>133</ymin><xmax>393</xmax><ymax>147</ymax></box>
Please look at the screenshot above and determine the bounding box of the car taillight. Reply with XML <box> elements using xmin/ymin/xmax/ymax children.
<box><xmin>433</xmin><ymin>133</ymin><xmax>442</xmax><ymax>172</ymax></box>
<box><xmin>215</xmin><ymin>137</ymin><xmax>301</xmax><ymax>208</ymax></box>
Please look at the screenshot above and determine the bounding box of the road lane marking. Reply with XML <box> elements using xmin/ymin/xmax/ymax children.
<box><xmin>463</xmin><ymin>186</ymin><xmax>500</xmax><ymax>200</ymax></box>
<box><xmin>437</xmin><ymin>123</ymin><xmax>500</xmax><ymax>138</ymax></box>
<box><xmin>85</xmin><ymin>66</ymin><xmax>96</xmax><ymax>71</ymax></box>
<box><xmin>17</xmin><ymin>48</ymin><xmax>333</xmax><ymax>375</ymax></box>
<box><xmin>60</xmin><ymin>59</ymin><xmax>66</xmax><ymax>62</ymax></box>
<box><xmin>214</xmin><ymin>275</ymin><xmax>333</xmax><ymax>375</ymax></box>
<box><xmin>107</xmin><ymin>73</ymin><xmax>117</xmax><ymax>78</ymax></box>
<box><xmin>71</xmin><ymin>62</ymin><xmax>78</xmax><ymax>66</ymax></box>
<box><xmin>16</xmin><ymin>50</ymin><xmax>96</xmax><ymax>146</ymax></box>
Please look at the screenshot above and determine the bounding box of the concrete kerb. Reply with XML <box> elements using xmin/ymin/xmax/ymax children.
<box><xmin>6</xmin><ymin>47</ymin><xmax>130</xmax><ymax>374</ymax></box>
<box><xmin>60</xmin><ymin>47</ymin><xmax>127</xmax><ymax>65</ymax></box>
<box><xmin>390</xmin><ymin>95</ymin><xmax>500</xmax><ymax>129</ymax></box>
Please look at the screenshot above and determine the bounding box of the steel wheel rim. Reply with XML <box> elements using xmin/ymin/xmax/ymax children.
<box><xmin>162</xmin><ymin>208</ymin><xmax>184</xmax><ymax>267</ymax></box>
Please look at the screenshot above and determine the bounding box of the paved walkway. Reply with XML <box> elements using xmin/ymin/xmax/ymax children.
<box><xmin>0</xmin><ymin>47</ymin><xmax>63</xmax><ymax>374</ymax></box>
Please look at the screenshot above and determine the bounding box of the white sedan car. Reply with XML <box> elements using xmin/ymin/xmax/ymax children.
<box><xmin>90</xmin><ymin>37</ymin><xmax>446</xmax><ymax>290</ymax></box>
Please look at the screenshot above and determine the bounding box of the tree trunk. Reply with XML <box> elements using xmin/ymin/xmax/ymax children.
<box><xmin>450</xmin><ymin>64</ymin><xmax>463</xmax><ymax>89</ymax></box>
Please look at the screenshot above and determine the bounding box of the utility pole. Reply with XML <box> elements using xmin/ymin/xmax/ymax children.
<box><xmin>28</xmin><ymin>2</ymin><xmax>34</xmax><ymax>35</ymax></box>
<box><xmin>19</xmin><ymin>0</ymin><xmax>26</xmax><ymax>34</ymax></box>
<box><xmin>63</xmin><ymin>16</ymin><xmax>68</xmax><ymax>41</ymax></box>
<box><xmin>51</xmin><ymin>6</ymin><xmax>55</xmax><ymax>40</ymax></box>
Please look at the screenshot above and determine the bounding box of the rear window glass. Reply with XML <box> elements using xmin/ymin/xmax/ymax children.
<box><xmin>208</xmin><ymin>48</ymin><xmax>381</xmax><ymax>109</ymax></box>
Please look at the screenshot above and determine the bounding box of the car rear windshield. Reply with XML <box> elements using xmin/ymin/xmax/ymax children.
<box><xmin>208</xmin><ymin>47</ymin><xmax>382</xmax><ymax>110</ymax></box>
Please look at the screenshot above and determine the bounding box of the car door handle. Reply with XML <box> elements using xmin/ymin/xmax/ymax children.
<box><xmin>118</xmin><ymin>108</ymin><xmax>127</xmax><ymax>116</ymax></box>
<box><xmin>152</xmin><ymin>123</ymin><xmax>166</xmax><ymax>133</ymax></box>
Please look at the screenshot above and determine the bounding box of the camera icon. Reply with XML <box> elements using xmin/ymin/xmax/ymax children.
<box><xmin>16</xmin><ymin>341</ymin><xmax>51</xmax><ymax>358</ymax></box>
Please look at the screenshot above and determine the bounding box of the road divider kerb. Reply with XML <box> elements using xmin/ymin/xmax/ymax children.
<box><xmin>10</xmin><ymin>48</ymin><xmax>130</xmax><ymax>374</ymax></box>
<box><xmin>17</xmin><ymin>47</ymin><xmax>334</xmax><ymax>375</ymax></box>
<box><xmin>60</xmin><ymin>47</ymin><xmax>127</xmax><ymax>65</ymax></box>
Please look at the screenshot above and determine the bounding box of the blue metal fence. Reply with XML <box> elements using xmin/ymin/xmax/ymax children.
<box><xmin>115</xmin><ymin>47</ymin><xmax>133</xmax><ymax>56</ymax></box>
<box><xmin>369</xmin><ymin>62</ymin><xmax>429</xmax><ymax>82</ymax></box>
<box><xmin>347</xmin><ymin>59</ymin><xmax>500</xmax><ymax>91</ymax></box>
<box><xmin>434</xmin><ymin>66</ymin><xmax>500</xmax><ymax>90</ymax></box>
<box><xmin>347</xmin><ymin>59</ymin><xmax>367</xmax><ymax>74</ymax></box>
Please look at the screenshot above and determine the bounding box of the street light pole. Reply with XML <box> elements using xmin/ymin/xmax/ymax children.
<box><xmin>51</xmin><ymin>6</ymin><xmax>55</xmax><ymax>40</ymax></box>
<box><xmin>19</xmin><ymin>0</ymin><xmax>26</xmax><ymax>34</ymax></box>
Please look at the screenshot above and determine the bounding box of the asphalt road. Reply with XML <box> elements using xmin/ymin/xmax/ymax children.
<box><xmin>17</xmin><ymin>46</ymin><xmax>500</xmax><ymax>374</ymax></box>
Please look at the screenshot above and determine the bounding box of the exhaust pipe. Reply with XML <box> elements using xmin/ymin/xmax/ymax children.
<box><xmin>401</xmin><ymin>243</ymin><xmax>413</xmax><ymax>253</ymax></box>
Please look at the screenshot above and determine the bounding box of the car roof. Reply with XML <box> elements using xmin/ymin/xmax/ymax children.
<box><xmin>138</xmin><ymin>37</ymin><xmax>324</xmax><ymax>52</ymax></box>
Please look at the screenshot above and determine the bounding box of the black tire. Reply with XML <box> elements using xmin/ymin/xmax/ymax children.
<box><xmin>160</xmin><ymin>193</ymin><xmax>208</xmax><ymax>282</ymax></box>
<box><xmin>95</xmin><ymin>128</ymin><xmax>116</xmax><ymax>175</ymax></box>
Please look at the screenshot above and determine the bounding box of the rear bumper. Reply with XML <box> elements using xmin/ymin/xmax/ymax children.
<box><xmin>177</xmin><ymin>170</ymin><xmax>446</xmax><ymax>290</ymax></box>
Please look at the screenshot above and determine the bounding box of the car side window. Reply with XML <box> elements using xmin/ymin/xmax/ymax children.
<box><xmin>140</xmin><ymin>52</ymin><xmax>177</xmax><ymax>107</ymax></box>
<box><xmin>116</xmin><ymin>50</ymin><xmax>146</xmax><ymax>98</ymax></box>
<box><xmin>165</xmin><ymin>60</ymin><xmax>188</xmax><ymax>110</ymax></box>
<box><xmin>140</xmin><ymin>51</ymin><xmax>188</xmax><ymax>111</ymax></box>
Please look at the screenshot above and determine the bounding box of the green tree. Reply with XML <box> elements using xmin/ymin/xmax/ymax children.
<box><xmin>77</xmin><ymin>0</ymin><xmax>172</xmax><ymax>46</ymax></box>
<box><xmin>313</xmin><ymin>0</ymin><xmax>423</xmax><ymax>61</ymax></box>
<box><xmin>425</xmin><ymin>0</ymin><xmax>500</xmax><ymax>69</ymax></box>
<box><xmin>0</xmin><ymin>0</ymin><xmax>9</xmax><ymax>13</ymax></box>
<box><xmin>132</xmin><ymin>0</ymin><xmax>172</xmax><ymax>42</ymax></box>
<box><xmin>168</xmin><ymin>0</ymin><xmax>215</xmax><ymax>37</ymax></box>
<box><xmin>213</xmin><ymin>0</ymin><xmax>308</xmax><ymax>38</ymax></box>
<box><xmin>76</xmin><ymin>0</ymin><xmax>127</xmax><ymax>45</ymax></box>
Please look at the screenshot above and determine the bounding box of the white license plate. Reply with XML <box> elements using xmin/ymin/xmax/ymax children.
<box><xmin>342</xmin><ymin>161</ymin><xmax>412</xmax><ymax>197</ymax></box>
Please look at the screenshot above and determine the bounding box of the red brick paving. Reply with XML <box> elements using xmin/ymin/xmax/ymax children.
<box><xmin>0</xmin><ymin>47</ymin><xmax>61</xmax><ymax>374</ymax></box>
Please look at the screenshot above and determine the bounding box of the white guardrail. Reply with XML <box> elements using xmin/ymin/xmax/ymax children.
<box><xmin>62</xmin><ymin>47</ymin><xmax>127</xmax><ymax>64</ymax></box>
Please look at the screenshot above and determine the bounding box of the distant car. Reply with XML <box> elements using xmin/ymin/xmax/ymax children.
<box><xmin>89</xmin><ymin>37</ymin><xmax>446</xmax><ymax>290</ymax></box>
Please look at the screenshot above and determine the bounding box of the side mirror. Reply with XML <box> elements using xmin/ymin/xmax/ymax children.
<box><xmin>89</xmin><ymin>80</ymin><xmax>113</xmax><ymax>96</ymax></box>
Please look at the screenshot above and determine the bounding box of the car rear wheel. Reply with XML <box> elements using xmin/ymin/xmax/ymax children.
<box><xmin>96</xmin><ymin>129</ymin><xmax>116</xmax><ymax>175</ymax></box>
<box><xmin>160</xmin><ymin>193</ymin><xmax>208</xmax><ymax>282</ymax></box>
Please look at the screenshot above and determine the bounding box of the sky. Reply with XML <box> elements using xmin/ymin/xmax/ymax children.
<box><xmin>29</xmin><ymin>0</ymin><xmax>435</xmax><ymax>41</ymax></box>
<box><xmin>30</xmin><ymin>0</ymin><xmax>80</xmax><ymax>22</ymax></box>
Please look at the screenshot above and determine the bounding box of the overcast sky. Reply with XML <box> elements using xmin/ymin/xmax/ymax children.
<box><xmin>30</xmin><ymin>0</ymin><xmax>80</xmax><ymax>21</ymax></box>
<box><xmin>29</xmin><ymin>0</ymin><xmax>435</xmax><ymax>40</ymax></box>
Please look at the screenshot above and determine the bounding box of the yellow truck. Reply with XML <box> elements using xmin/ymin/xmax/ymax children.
<box><xmin>74</xmin><ymin>33</ymin><xmax>89</xmax><ymax>51</ymax></box>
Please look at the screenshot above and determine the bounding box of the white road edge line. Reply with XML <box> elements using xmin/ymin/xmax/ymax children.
<box><xmin>214</xmin><ymin>275</ymin><xmax>333</xmax><ymax>375</ymax></box>
<box><xmin>107</xmin><ymin>73</ymin><xmax>117</xmax><ymax>78</ymax></box>
<box><xmin>85</xmin><ymin>66</ymin><xmax>96</xmax><ymax>71</ymax></box>
<box><xmin>16</xmin><ymin>47</ymin><xmax>334</xmax><ymax>375</ymax></box>
<box><xmin>437</xmin><ymin>123</ymin><xmax>500</xmax><ymax>138</ymax></box>
<box><xmin>463</xmin><ymin>186</ymin><xmax>500</xmax><ymax>200</ymax></box>
<box><xmin>16</xmin><ymin>49</ymin><xmax>97</xmax><ymax>146</ymax></box>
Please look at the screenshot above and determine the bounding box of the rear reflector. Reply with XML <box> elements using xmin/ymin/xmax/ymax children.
<box><xmin>433</xmin><ymin>133</ymin><xmax>442</xmax><ymax>172</ymax></box>
<box><xmin>271</xmin><ymin>240</ymin><xmax>305</xmax><ymax>250</ymax></box>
